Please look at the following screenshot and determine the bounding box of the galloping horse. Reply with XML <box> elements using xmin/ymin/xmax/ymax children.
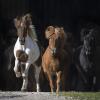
<box><xmin>13</xmin><ymin>14</ymin><xmax>41</xmax><ymax>92</ymax></box>
<box><xmin>42</xmin><ymin>26</ymin><xmax>71</xmax><ymax>93</ymax></box>
<box><xmin>74</xmin><ymin>30</ymin><xmax>96</xmax><ymax>91</ymax></box>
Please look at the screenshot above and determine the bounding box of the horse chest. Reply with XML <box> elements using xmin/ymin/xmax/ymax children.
<box><xmin>79</xmin><ymin>49</ymin><xmax>91</xmax><ymax>70</ymax></box>
<box><xmin>48</xmin><ymin>58</ymin><xmax>60</xmax><ymax>71</ymax></box>
<box><xmin>14</xmin><ymin>38</ymin><xmax>40</xmax><ymax>63</ymax></box>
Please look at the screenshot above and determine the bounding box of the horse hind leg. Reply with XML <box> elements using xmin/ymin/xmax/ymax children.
<box><xmin>34</xmin><ymin>65</ymin><xmax>41</xmax><ymax>92</ymax></box>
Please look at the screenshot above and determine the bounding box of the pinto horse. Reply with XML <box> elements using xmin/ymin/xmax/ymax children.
<box><xmin>13</xmin><ymin>14</ymin><xmax>41</xmax><ymax>92</ymax></box>
<box><xmin>42</xmin><ymin>26</ymin><xmax>71</xmax><ymax>93</ymax></box>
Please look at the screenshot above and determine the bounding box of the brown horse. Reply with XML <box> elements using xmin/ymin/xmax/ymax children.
<box><xmin>42</xmin><ymin>26</ymin><xmax>71</xmax><ymax>93</ymax></box>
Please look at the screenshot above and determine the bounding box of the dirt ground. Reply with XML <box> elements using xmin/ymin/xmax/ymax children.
<box><xmin>0</xmin><ymin>92</ymin><xmax>66</xmax><ymax>100</ymax></box>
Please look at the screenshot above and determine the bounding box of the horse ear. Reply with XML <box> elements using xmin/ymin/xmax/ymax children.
<box><xmin>61</xmin><ymin>27</ymin><xmax>66</xmax><ymax>34</ymax></box>
<box><xmin>45</xmin><ymin>26</ymin><xmax>54</xmax><ymax>39</ymax></box>
<box><xmin>60</xmin><ymin>27</ymin><xmax>65</xmax><ymax>35</ymax></box>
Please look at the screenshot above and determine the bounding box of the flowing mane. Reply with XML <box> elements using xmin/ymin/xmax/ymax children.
<box><xmin>28</xmin><ymin>24</ymin><xmax>37</xmax><ymax>41</ymax></box>
<box><xmin>55</xmin><ymin>26</ymin><xmax>67</xmax><ymax>48</ymax></box>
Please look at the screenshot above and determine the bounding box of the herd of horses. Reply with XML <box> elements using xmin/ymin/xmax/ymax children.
<box><xmin>3</xmin><ymin>13</ymin><xmax>100</xmax><ymax>93</ymax></box>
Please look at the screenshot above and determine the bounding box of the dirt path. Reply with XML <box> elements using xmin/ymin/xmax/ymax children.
<box><xmin>0</xmin><ymin>92</ymin><xmax>67</xmax><ymax>100</ymax></box>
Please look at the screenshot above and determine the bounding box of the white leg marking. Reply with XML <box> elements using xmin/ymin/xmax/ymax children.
<box><xmin>21</xmin><ymin>77</ymin><xmax>28</xmax><ymax>91</ymax></box>
<box><xmin>14</xmin><ymin>58</ymin><xmax>21</xmax><ymax>77</ymax></box>
<box><xmin>35</xmin><ymin>65</ymin><xmax>41</xmax><ymax>92</ymax></box>
<box><xmin>21</xmin><ymin>62</ymin><xmax>31</xmax><ymax>91</ymax></box>
<box><xmin>22</xmin><ymin>62</ymin><xmax>30</xmax><ymax>78</ymax></box>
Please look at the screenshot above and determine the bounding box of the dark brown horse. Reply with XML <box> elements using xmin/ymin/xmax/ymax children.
<box><xmin>42</xmin><ymin>26</ymin><xmax>71</xmax><ymax>93</ymax></box>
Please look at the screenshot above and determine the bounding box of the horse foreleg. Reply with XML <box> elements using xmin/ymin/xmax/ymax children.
<box><xmin>56</xmin><ymin>71</ymin><xmax>62</xmax><ymax>94</ymax></box>
<box><xmin>22</xmin><ymin>62</ymin><xmax>30</xmax><ymax>78</ymax></box>
<box><xmin>35</xmin><ymin>65</ymin><xmax>41</xmax><ymax>92</ymax></box>
<box><xmin>21</xmin><ymin>77</ymin><xmax>28</xmax><ymax>91</ymax></box>
<box><xmin>14</xmin><ymin>58</ymin><xmax>21</xmax><ymax>77</ymax></box>
<box><xmin>21</xmin><ymin>62</ymin><xmax>30</xmax><ymax>91</ymax></box>
<box><xmin>48</xmin><ymin>73</ymin><xmax>54</xmax><ymax>93</ymax></box>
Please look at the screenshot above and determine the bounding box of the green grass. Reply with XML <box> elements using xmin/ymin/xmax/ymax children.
<box><xmin>60</xmin><ymin>92</ymin><xmax>100</xmax><ymax>100</ymax></box>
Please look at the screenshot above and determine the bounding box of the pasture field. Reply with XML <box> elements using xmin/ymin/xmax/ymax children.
<box><xmin>61</xmin><ymin>91</ymin><xmax>100</xmax><ymax>100</ymax></box>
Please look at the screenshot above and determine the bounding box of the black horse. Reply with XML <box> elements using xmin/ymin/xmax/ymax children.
<box><xmin>72</xmin><ymin>29</ymin><xmax>96</xmax><ymax>91</ymax></box>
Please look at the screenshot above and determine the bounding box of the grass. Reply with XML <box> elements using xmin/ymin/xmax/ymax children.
<box><xmin>60</xmin><ymin>91</ymin><xmax>100</xmax><ymax>100</ymax></box>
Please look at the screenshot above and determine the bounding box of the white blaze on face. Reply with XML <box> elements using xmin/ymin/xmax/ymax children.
<box><xmin>21</xmin><ymin>22</ymin><xmax>23</xmax><ymax>27</ymax></box>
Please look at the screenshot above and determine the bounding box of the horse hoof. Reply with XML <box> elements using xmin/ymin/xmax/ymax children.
<box><xmin>37</xmin><ymin>89</ymin><xmax>40</xmax><ymax>92</ymax></box>
<box><xmin>22</xmin><ymin>73</ymin><xmax>28</xmax><ymax>78</ymax></box>
<box><xmin>21</xmin><ymin>88</ymin><xmax>27</xmax><ymax>92</ymax></box>
<box><xmin>16</xmin><ymin>72</ymin><xmax>21</xmax><ymax>78</ymax></box>
<box><xmin>22</xmin><ymin>73</ymin><xmax>25</xmax><ymax>77</ymax></box>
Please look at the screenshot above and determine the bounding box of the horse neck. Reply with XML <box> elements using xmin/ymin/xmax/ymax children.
<box><xmin>47</xmin><ymin>46</ymin><xmax>61</xmax><ymax>59</ymax></box>
<box><xmin>26</xmin><ymin>34</ymin><xmax>30</xmax><ymax>39</ymax></box>
<box><xmin>82</xmin><ymin>45</ymin><xmax>86</xmax><ymax>54</ymax></box>
<box><xmin>18</xmin><ymin>34</ymin><xmax>30</xmax><ymax>46</ymax></box>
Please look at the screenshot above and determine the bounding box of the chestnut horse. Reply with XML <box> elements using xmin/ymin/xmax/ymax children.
<box><xmin>42</xmin><ymin>26</ymin><xmax>71</xmax><ymax>93</ymax></box>
<box><xmin>13</xmin><ymin>14</ymin><xmax>41</xmax><ymax>92</ymax></box>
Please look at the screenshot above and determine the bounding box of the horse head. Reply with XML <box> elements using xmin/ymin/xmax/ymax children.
<box><xmin>45</xmin><ymin>26</ymin><xmax>66</xmax><ymax>56</ymax></box>
<box><xmin>83</xmin><ymin>30</ymin><xmax>95</xmax><ymax>55</ymax></box>
<box><xmin>14</xmin><ymin>14</ymin><xmax>32</xmax><ymax>45</ymax></box>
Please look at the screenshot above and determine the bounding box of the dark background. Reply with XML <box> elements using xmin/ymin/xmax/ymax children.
<box><xmin>0</xmin><ymin>0</ymin><xmax>100</xmax><ymax>41</ymax></box>
<box><xmin>0</xmin><ymin>0</ymin><xmax>100</xmax><ymax>90</ymax></box>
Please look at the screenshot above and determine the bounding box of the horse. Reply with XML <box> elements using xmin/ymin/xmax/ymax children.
<box><xmin>42</xmin><ymin>26</ymin><xmax>71</xmax><ymax>93</ymax></box>
<box><xmin>73</xmin><ymin>29</ymin><xmax>96</xmax><ymax>91</ymax></box>
<box><xmin>13</xmin><ymin>14</ymin><xmax>41</xmax><ymax>92</ymax></box>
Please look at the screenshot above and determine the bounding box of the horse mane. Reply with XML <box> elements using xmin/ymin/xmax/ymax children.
<box><xmin>26</xmin><ymin>14</ymin><xmax>38</xmax><ymax>41</ymax></box>
<box><xmin>14</xmin><ymin>13</ymin><xmax>38</xmax><ymax>42</ymax></box>
<box><xmin>28</xmin><ymin>24</ymin><xmax>38</xmax><ymax>41</ymax></box>
<box><xmin>60</xmin><ymin>27</ymin><xmax>67</xmax><ymax>40</ymax></box>
<box><xmin>23</xmin><ymin>13</ymin><xmax>38</xmax><ymax>41</ymax></box>
<box><xmin>55</xmin><ymin>26</ymin><xmax>67</xmax><ymax>48</ymax></box>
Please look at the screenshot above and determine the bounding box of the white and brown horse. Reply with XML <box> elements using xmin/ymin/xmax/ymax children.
<box><xmin>13</xmin><ymin>14</ymin><xmax>41</xmax><ymax>92</ymax></box>
<box><xmin>42</xmin><ymin>26</ymin><xmax>71</xmax><ymax>93</ymax></box>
